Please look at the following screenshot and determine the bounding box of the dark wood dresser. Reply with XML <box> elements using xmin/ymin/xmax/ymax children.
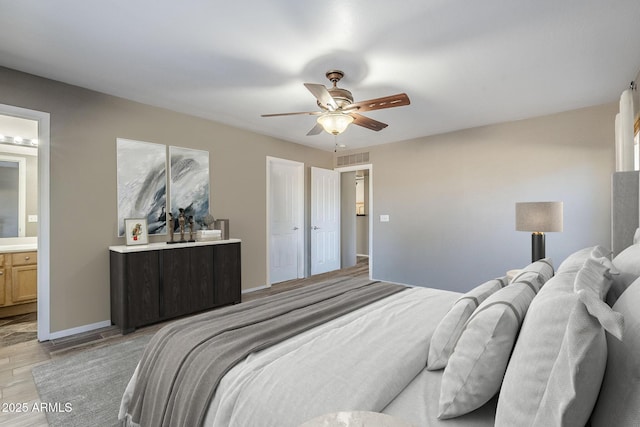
<box><xmin>109</xmin><ymin>239</ymin><xmax>241</xmax><ymax>334</ymax></box>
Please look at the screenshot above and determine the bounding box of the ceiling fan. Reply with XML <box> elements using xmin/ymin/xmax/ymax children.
<box><xmin>261</xmin><ymin>70</ymin><xmax>410</xmax><ymax>136</ymax></box>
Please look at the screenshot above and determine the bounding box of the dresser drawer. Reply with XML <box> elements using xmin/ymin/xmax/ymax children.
<box><xmin>0</xmin><ymin>254</ymin><xmax>4</xmax><ymax>267</ymax></box>
<box><xmin>11</xmin><ymin>252</ymin><xmax>37</xmax><ymax>266</ymax></box>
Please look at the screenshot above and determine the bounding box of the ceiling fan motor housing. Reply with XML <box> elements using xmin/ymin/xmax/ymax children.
<box><xmin>318</xmin><ymin>87</ymin><xmax>353</xmax><ymax>109</ymax></box>
<box><xmin>320</xmin><ymin>70</ymin><xmax>353</xmax><ymax>109</ymax></box>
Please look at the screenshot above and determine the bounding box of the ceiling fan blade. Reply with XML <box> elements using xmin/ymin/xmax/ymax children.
<box><xmin>350</xmin><ymin>113</ymin><xmax>388</xmax><ymax>132</ymax></box>
<box><xmin>346</xmin><ymin>93</ymin><xmax>410</xmax><ymax>113</ymax></box>
<box><xmin>261</xmin><ymin>111</ymin><xmax>322</xmax><ymax>117</ymax></box>
<box><xmin>306</xmin><ymin>122</ymin><xmax>324</xmax><ymax>136</ymax></box>
<box><xmin>304</xmin><ymin>83</ymin><xmax>338</xmax><ymax>111</ymax></box>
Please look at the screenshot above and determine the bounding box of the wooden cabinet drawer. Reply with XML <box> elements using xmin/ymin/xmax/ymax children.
<box><xmin>11</xmin><ymin>252</ymin><xmax>37</xmax><ymax>266</ymax></box>
<box><xmin>0</xmin><ymin>254</ymin><xmax>4</xmax><ymax>267</ymax></box>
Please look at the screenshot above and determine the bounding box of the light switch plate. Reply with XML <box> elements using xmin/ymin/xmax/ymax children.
<box><xmin>28</xmin><ymin>215</ymin><xmax>38</xmax><ymax>223</ymax></box>
<box><xmin>380</xmin><ymin>214</ymin><xmax>390</xmax><ymax>222</ymax></box>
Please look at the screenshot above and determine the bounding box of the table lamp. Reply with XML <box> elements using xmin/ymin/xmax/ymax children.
<box><xmin>516</xmin><ymin>201</ymin><xmax>563</xmax><ymax>262</ymax></box>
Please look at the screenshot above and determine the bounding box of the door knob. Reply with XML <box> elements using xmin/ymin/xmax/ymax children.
<box><xmin>293</xmin><ymin>227</ymin><xmax>299</xmax><ymax>230</ymax></box>
<box><xmin>312</xmin><ymin>226</ymin><xmax>320</xmax><ymax>230</ymax></box>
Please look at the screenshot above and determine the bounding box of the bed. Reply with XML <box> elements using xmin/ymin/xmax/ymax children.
<box><xmin>119</xmin><ymin>242</ymin><xmax>640</xmax><ymax>427</ymax></box>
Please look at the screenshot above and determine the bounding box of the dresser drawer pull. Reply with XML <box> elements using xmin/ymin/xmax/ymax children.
<box><xmin>24</xmin><ymin>256</ymin><xmax>30</xmax><ymax>261</ymax></box>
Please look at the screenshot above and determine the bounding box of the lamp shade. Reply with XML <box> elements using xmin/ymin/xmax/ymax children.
<box><xmin>515</xmin><ymin>201</ymin><xmax>563</xmax><ymax>232</ymax></box>
<box><xmin>317</xmin><ymin>112</ymin><xmax>354</xmax><ymax>135</ymax></box>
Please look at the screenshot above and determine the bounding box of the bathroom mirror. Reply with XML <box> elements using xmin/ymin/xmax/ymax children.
<box><xmin>0</xmin><ymin>114</ymin><xmax>38</xmax><ymax>241</ymax></box>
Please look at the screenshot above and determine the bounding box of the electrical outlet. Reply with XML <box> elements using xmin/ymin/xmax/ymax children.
<box><xmin>28</xmin><ymin>215</ymin><xmax>38</xmax><ymax>223</ymax></box>
<box><xmin>380</xmin><ymin>214</ymin><xmax>390</xmax><ymax>222</ymax></box>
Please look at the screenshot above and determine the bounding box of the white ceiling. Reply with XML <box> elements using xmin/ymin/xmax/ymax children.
<box><xmin>1</xmin><ymin>0</ymin><xmax>639</xmax><ymax>151</ymax></box>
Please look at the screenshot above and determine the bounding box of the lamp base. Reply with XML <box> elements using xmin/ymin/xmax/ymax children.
<box><xmin>531</xmin><ymin>232</ymin><xmax>545</xmax><ymax>262</ymax></box>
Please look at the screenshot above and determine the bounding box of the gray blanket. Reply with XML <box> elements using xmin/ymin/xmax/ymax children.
<box><xmin>125</xmin><ymin>276</ymin><xmax>406</xmax><ymax>427</ymax></box>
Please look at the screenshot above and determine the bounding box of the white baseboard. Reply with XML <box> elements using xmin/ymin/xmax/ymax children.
<box><xmin>46</xmin><ymin>320</ymin><xmax>112</xmax><ymax>341</ymax></box>
<box><xmin>242</xmin><ymin>284</ymin><xmax>270</xmax><ymax>294</ymax></box>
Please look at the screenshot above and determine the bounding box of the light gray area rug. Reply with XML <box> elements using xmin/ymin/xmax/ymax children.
<box><xmin>32</xmin><ymin>334</ymin><xmax>152</xmax><ymax>427</ymax></box>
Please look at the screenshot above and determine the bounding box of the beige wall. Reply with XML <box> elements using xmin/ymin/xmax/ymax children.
<box><xmin>340</xmin><ymin>103</ymin><xmax>617</xmax><ymax>292</ymax></box>
<box><xmin>0</xmin><ymin>67</ymin><xmax>333</xmax><ymax>333</ymax></box>
<box><xmin>0</xmin><ymin>64</ymin><xmax>620</xmax><ymax>332</ymax></box>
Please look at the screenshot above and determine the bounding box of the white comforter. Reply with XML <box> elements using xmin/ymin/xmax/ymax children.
<box><xmin>206</xmin><ymin>287</ymin><xmax>456</xmax><ymax>426</ymax></box>
<box><xmin>121</xmin><ymin>286</ymin><xmax>497</xmax><ymax>426</ymax></box>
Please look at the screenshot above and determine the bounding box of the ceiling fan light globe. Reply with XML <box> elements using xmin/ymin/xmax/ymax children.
<box><xmin>317</xmin><ymin>113</ymin><xmax>354</xmax><ymax>135</ymax></box>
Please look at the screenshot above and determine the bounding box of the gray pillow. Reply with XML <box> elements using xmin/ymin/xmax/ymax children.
<box><xmin>509</xmin><ymin>257</ymin><xmax>555</xmax><ymax>285</ymax></box>
<box><xmin>532</xmin><ymin>267</ymin><xmax>622</xmax><ymax>426</ymax></box>
<box><xmin>556</xmin><ymin>245</ymin><xmax>611</xmax><ymax>275</ymax></box>
<box><xmin>438</xmin><ymin>270</ymin><xmax>543</xmax><ymax>419</ymax></box>
<box><xmin>610</xmin><ymin>243</ymin><xmax>640</xmax><ymax>305</ymax></box>
<box><xmin>495</xmin><ymin>252</ymin><xmax>617</xmax><ymax>427</ymax></box>
<box><xmin>427</xmin><ymin>277</ymin><xmax>508</xmax><ymax>371</ymax></box>
<box><xmin>590</xmin><ymin>277</ymin><xmax>640</xmax><ymax>427</ymax></box>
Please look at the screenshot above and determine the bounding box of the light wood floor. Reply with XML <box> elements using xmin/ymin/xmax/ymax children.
<box><xmin>0</xmin><ymin>259</ymin><xmax>369</xmax><ymax>426</ymax></box>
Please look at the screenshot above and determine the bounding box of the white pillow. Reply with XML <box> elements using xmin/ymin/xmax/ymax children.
<box><xmin>427</xmin><ymin>276</ymin><xmax>508</xmax><ymax>370</ymax></box>
<box><xmin>557</xmin><ymin>245</ymin><xmax>611</xmax><ymax>275</ymax></box>
<box><xmin>509</xmin><ymin>257</ymin><xmax>555</xmax><ymax>285</ymax></box>
<box><xmin>496</xmin><ymin>252</ymin><xmax>618</xmax><ymax>427</ymax></box>
<box><xmin>574</xmin><ymin>254</ymin><xmax>618</xmax><ymax>299</ymax></box>
<box><xmin>532</xmin><ymin>284</ymin><xmax>622</xmax><ymax>426</ymax></box>
<box><xmin>610</xmin><ymin>243</ymin><xmax>640</xmax><ymax>305</ymax></box>
<box><xmin>591</xmin><ymin>277</ymin><xmax>640</xmax><ymax>427</ymax></box>
<box><xmin>437</xmin><ymin>270</ymin><xmax>542</xmax><ymax>419</ymax></box>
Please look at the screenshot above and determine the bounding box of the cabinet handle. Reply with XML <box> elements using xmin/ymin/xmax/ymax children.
<box><xmin>0</xmin><ymin>271</ymin><xmax>3</xmax><ymax>275</ymax></box>
<box><xmin>25</xmin><ymin>256</ymin><xmax>30</xmax><ymax>261</ymax></box>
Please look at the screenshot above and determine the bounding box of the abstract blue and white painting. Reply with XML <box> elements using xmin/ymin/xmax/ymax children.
<box><xmin>169</xmin><ymin>146</ymin><xmax>209</xmax><ymax>232</ymax></box>
<box><xmin>116</xmin><ymin>138</ymin><xmax>167</xmax><ymax>236</ymax></box>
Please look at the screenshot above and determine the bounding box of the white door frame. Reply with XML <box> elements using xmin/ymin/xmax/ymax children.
<box><xmin>266</xmin><ymin>156</ymin><xmax>305</xmax><ymax>286</ymax></box>
<box><xmin>0</xmin><ymin>103</ymin><xmax>51</xmax><ymax>341</ymax></box>
<box><xmin>335</xmin><ymin>164</ymin><xmax>373</xmax><ymax>280</ymax></box>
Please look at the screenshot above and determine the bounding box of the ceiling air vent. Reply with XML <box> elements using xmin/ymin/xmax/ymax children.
<box><xmin>336</xmin><ymin>152</ymin><xmax>369</xmax><ymax>167</ymax></box>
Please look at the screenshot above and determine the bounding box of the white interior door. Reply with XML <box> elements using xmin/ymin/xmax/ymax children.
<box><xmin>311</xmin><ymin>166</ymin><xmax>340</xmax><ymax>275</ymax></box>
<box><xmin>268</xmin><ymin>157</ymin><xmax>304</xmax><ymax>284</ymax></box>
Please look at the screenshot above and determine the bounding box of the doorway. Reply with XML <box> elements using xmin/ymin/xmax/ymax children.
<box><xmin>265</xmin><ymin>161</ymin><xmax>373</xmax><ymax>285</ymax></box>
<box><xmin>0</xmin><ymin>104</ymin><xmax>50</xmax><ymax>342</ymax></box>
<box><xmin>337</xmin><ymin>164</ymin><xmax>372</xmax><ymax>279</ymax></box>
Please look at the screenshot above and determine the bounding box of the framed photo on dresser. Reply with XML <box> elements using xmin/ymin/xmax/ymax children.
<box><xmin>124</xmin><ymin>218</ymin><xmax>149</xmax><ymax>245</ymax></box>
